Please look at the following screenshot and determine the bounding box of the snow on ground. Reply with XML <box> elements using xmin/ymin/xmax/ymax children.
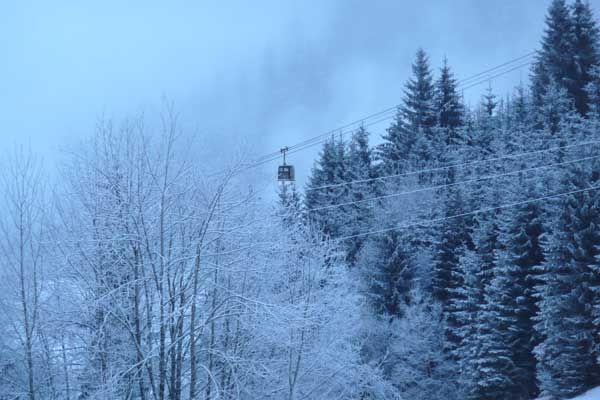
<box><xmin>538</xmin><ymin>387</ymin><xmax>600</xmax><ymax>400</ymax></box>
<box><xmin>570</xmin><ymin>387</ymin><xmax>600</xmax><ymax>400</ymax></box>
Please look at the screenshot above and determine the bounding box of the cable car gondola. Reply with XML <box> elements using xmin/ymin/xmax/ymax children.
<box><xmin>278</xmin><ymin>146</ymin><xmax>295</xmax><ymax>182</ymax></box>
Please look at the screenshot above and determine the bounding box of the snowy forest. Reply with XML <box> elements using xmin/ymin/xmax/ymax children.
<box><xmin>3</xmin><ymin>0</ymin><xmax>600</xmax><ymax>399</ymax></box>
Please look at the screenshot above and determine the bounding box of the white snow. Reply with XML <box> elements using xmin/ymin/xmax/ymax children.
<box><xmin>537</xmin><ymin>387</ymin><xmax>600</xmax><ymax>400</ymax></box>
<box><xmin>570</xmin><ymin>387</ymin><xmax>600</xmax><ymax>400</ymax></box>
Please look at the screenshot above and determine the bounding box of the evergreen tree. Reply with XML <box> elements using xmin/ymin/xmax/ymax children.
<box><xmin>508</xmin><ymin>83</ymin><xmax>535</xmax><ymax>151</ymax></box>
<box><xmin>277</xmin><ymin>181</ymin><xmax>302</xmax><ymax>226</ymax></box>
<box><xmin>390</xmin><ymin>293</ymin><xmax>461</xmax><ymax>400</ymax></box>
<box><xmin>432</xmin><ymin>200</ymin><xmax>465</xmax><ymax>307</ymax></box>
<box><xmin>379</xmin><ymin>48</ymin><xmax>436</xmax><ymax>174</ymax></box>
<box><xmin>531</xmin><ymin>0</ymin><xmax>575</xmax><ymax>111</ymax></box>
<box><xmin>435</xmin><ymin>57</ymin><xmax>464</xmax><ymax>144</ymax></box>
<box><xmin>470</xmin><ymin>85</ymin><xmax>500</xmax><ymax>157</ymax></box>
<box><xmin>512</xmin><ymin>84</ymin><xmax>529</xmax><ymax>127</ymax></box>
<box><xmin>377</xmin><ymin>110</ymin><xmax>412</xmax><ymax>175</ymax></box>
<box><xmin>500</xmin><ymin>184</ymin><xmax>544</xmax><ymax>399</ymax></box>
<box><xmin>541</xmin><ymin>79</ymin><xmax>577</xmax><ymax>136</ymax></box>
<box><xmin>473</xmin><ymin>249</ymin><xmax>519</xmax><ymax>400</ymax></box>
<box><xmin>458</xmin><ymin>107</ymin><xmax>477</xmax><ymax>148</ymax></box>
<box><xmin>305</xmin><ymin>137</ymin><xmax>347</xmax><ymax>238</ymax></box>
<box><xmin>472</xmin><ymin>183</ymin><xmax>544</xmax><ymax>400</ymax></box>
<box><xmin>402</xmin><ymin>48</ymin><xmax>437</xmax><ymax>134</ymax></box>
<box><xmin>570</xmin><ymin>0</ymin><xmax>600</xmax><ymax>116</ymax></box>
<box><xmin>432</xmin><ymin>182</ymin><xmax>472</xmax><ymax>350</ymax></box>
<box><xmin>452</xmin><ymin>249</ymin><xmax>482</xmax><ymax>399</ymax></box>
<box><xmin>531</xmin><ymin>60</ymin><xmax>551</xmax><ymax>125</ymax></box>
<box><xmin>473</xmin><ymin>213</ymin><xmax>501</xmax><ymax>301</ymax></box>
<box><xmin>482</xmin><ymin>84</ymin><xmax>498</xmax><ymax>117</ymax></box>
<box><xmin>458</xmin><ymin>213</ymin><xmax>507</xmax><ymax>399</ymax></box>
<box><xmin>344</xmin><ymin>126</ymin><xmax>376</xmax><ymax>265</ymax></box>
<box><xmin>531</xmin><ymin>0</ymin><xmax>599</xmax><ymax>116</ymax></box>
<box><xmin>585</xmin><ymin>66</ymin><xmax>600</xmax><ymax>117</ymax></box>
<box><xmin>407</xmin><ymin>133</ymin><xmax>435</xmax><ymax>178</ymax></box>
<box><xmin>535</xmin><ymin>160</ymin><xmax>600</xmax><ymax>399</ymax></box>
<box><xmin>361</xmin><ymin>230</ymin><xmax>414</xmax><ymax>318</ymax></box>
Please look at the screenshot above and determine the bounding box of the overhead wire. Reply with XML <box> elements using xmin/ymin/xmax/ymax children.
<box><xmin>197</xmin><ymin>50</ymin><xmax>600</xmax><ymax>256</ymax></box>
<box><xmin>328</xmin><ymin>184</ymin><xmax>600</xmax><ymax>243</ymax></box>
<box><xmin>253</xmin><ymin>181</ymin><xmax>600</xmax><ymax>252</ymax></box>
<box><xmin>242</xmin><ymin>52</ymin><xmax>536</xmax><ymax>170</ymax></box>
<box><xmin>246</xmin><ymin>109</ymin><xmax>398</xmax><ymax>168</ymax></box>
<box><xmin>457</xmin><ymin>52</ymin><xmax>535</xmax><ymax>86</ymax></box>
<box><xmin>305</xmin><ymin>137</ymin><xmax>600</xmax><ymax>192</ymax></box>
<box><xmin>306</xmin><ymin>152</ymin><xmax>600</xmax><ymax>213</ymax></box>
<box><xmin>253</xmin><ymin>137</ymin><xmax>600</xmax><ymax>219</ymax></box>
<box><xmin>460</xmin><ymin>60</ymin><xmax>534</xmax><ymax>91</ymax></box>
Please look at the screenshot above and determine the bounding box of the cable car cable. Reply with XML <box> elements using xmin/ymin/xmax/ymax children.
<box><xmin>304</xmin><ymin>137</ymin><xmax>600</xmax><ymax>192</ymax></box>
<box><xmin>249</xmin><ymin>182</ymin><xmax>600</xmax><ymax>252</ymax></box>
<box><xmin>303</xmin><ymin>152</ymin><xmax>600</xmax><ymax>213</ymax></box>
<box><xmin>240</xmin><ymin>51</ymin><xmax>536</xmax><ymax>171</ymax></box>
<box><xmin>328</xmin><ymin>183</ymin><xmax>600</xmax><ymax>243</ymax></box>
<box><xmin>459</xmin><ymin>60</ymin><xmax>534</xmax><ymax>91</ymax></box>
<box><xmin>456</xmin><ymin>52</ymin><xmax>534</xmax><ymax>85</ymax></box>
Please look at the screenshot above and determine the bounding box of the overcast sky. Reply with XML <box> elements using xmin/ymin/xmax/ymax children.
<box><xmin>3</xmin><ymin>0</ymin><xmax>600</xmax><ymax>190</ymax></box>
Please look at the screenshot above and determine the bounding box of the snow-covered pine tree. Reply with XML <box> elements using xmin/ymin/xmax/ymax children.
<box><xmin>432</xmin><ymin>180</ymin><xmax>472</xmax><ymax>351</ymax></box>
<box><xmin>482</xmin><ymin>84</ymin><xmax>498</xmax><ymax>118</ymax></box>
<box><xmin>470</xmin><ymin>180</ymin><xmax>544</xmax><ymax>400</ymax></box>
<box><xmin>538</xmin><ymin>78</ymin><xmax>583</xmax><ymax>199</ymax></box>
<box><xmin>305</xmin><ymin>136</ymin><xmax>347</xmax><ymax>238</ymax></box>
<box><xmin>512</xmin><ymin>84</ymin><xmax>529</xmax><ymax>127</ymax></box>
<box><xmin>407</xmin><ymin>132</ymin><xmax>436</xmax><ymax>183</ymax></box>
<box><xmin>277</xmin><ymin>181</ymin><xmax>303</xmax><ymax>225</ymax></box>
<box><xmin>435</xmin><ymin>56</ymin><xmax>464</xmax><ymax>145</ymax></box>
<box><xmin>535</xmin><ymin>159</ymin><xmax>600</xmax><ymax>399</ymax></box>
<box><xmin>472</xmin><ymin>247</ymin><xmax>520</xmax><ymax>400</ymax></box>
<box><xmin>508</xmin><ymin>83</ymin><xmax>534</xmax><ymax>153</ymax></box>
<box><xmin>530</xmin><ymin>0</ymin><xmax>599</xmax><ymax>117</ymax></box>
<box><xmin>333</xmin><ymin>133</ymin><xmax>351</xmax><ymax>224</ymax></box>
<box><xmin>541</xmin><ymin>79</ymin><xmax>578</xmax><ymax>137</ymax></box>
<box><xmin>432</xmin><ymin>200</ymin><xmax>464</xmax><ymax>306</ymax></box>
<box><xmin>378</xmin><ymin>48</ymin><xmax>436</xmax><ymax>175</ymax></box>
<box><xmin>472</xmin><ymin>213</ymin><xmax>502</xmax><ymax>307</ymax></box>
<box><xmin>435</xmin><ymin>56</ymin><xmax>463</xmax><ymax>131</ymax></box>
<box><xmin>502</xmin><ymin>182</ymin><xmax>545</xmax><ymax>398</ymax></box>
<box><xmin>402</xmin><ymin>48</ymin><xmax>437</xmax><ymax>136</ymax></box>
<box><xmin>377</xmin><ymin>108</ymin><xmax>412</xmax><ymax>176</ymax></box>
<box><xmin>458</xmin><ymin>211</ymin><xmax>508</xmax><ymax>400</ymax></box>
<box><xmin>570</xmin><ymin>0</ymin><xmax>600</xmax><ymax>116</ymax></box>
<box><xmin>389</xmin><ymin>291</ymin><xmax>461</xmax><ymax>400</ymax></box>
<box><xmin>360</xmin><ymin>229</ymin><xmax>414</xmax><ymax>318</ymax></box>
<box><xmin>585</xmin><ymin>66</ymin><xmax>600</xmax><ymax>117</ymax></box>
<box><xmin>531</xmin><ymin>0</ymin><xmax>575</xmax><ymax>113</ymax></box>
<box><xmin>343</xmin><ymin>126</ymin><xmax>375</xmax><ymax>266</ymax></box>
<box><xmin>474</xmin><ymin>85</ymin><xmax>499</xmax><ymax>157</ymax></box>
<box><xmin>452</xmin><ymin>248</ymin><xmax>484</xmax><ymax>399</ymax></box>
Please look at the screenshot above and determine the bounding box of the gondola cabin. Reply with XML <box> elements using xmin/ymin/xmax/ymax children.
<box><xmin>278</xmin><ymin>164</ymin><xmax>295</xmax><ymax>182</ymax></box>
<box><xmin>278</xmin><ymin>146</ymin><xmax>295</xmax><ymax>182</ymax></box>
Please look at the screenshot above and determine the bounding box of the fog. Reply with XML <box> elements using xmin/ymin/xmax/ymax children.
<box><xmin>3</xmin><ymin>0</ymin><xmax>598</xmax><ymax>189</ymax></box>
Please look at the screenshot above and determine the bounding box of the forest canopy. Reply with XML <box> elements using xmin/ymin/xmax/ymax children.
<box><xmin>2</xmin><ymin>1</ymin><xmax>600</xmax><ymax>400</ymax></box>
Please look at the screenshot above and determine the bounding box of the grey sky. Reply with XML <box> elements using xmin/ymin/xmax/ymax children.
<box><xmin>3</xmin><ymin>0</ymin><xmax>600</xmax><ymax>190</ymax></box>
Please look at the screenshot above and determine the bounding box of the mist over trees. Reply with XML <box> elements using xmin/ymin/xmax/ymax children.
<box><xmin>3</xmin><ymin>1</ymin><xmax>600</xmax><ymax>399</ymax></box>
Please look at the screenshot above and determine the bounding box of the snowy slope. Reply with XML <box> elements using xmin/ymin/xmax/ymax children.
<box><xmin>571</xmin><ymin>387</ymin><xmax>600</xmax><ymax>400</ymax></box>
